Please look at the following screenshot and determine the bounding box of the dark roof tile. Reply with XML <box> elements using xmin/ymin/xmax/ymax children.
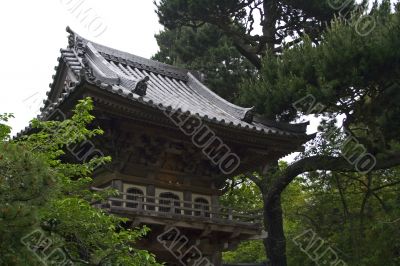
<box><xmin>30</xmin><ymin>27</ymin><xmax>310</xmax><ymax>140</ymax></box>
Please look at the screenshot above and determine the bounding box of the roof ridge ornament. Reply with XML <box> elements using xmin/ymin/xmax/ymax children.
<box><xmin>242</xmin><ymin>107</ymin><xmax>255</xmax><ymax>123</ymax></box>
<box><xmin>66</xmin><ymin>26</ymin><xmax>86</xmax><ymax>56</ymax></box>
<box><xmin>66</xmin><ymin>27</ymin><xmax>188</xmax><ymax>80</ymax></box>
<box><xmin>82</xmin><ymin>42</ymin><xmax>149</xmax><ymax>96</ymax></box>
<box><xmin>66</xmin><ymin>26</ymin><xmax>75</xmax><ymax>48</ymax></box>
<box><xmin>132</xmin><ymin>76</ymin><xmax>149</xmax><ymax>96</ymax></box>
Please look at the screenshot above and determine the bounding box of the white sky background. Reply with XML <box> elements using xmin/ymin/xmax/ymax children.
<box><xmin>0</xmin><ymin>0</ymin><xmax>162</xmax><ymax>135</ymax></box>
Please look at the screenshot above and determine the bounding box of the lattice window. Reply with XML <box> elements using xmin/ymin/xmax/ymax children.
<box><xmin>159</xmin><ymin>192</ymin><xmax>181</xmax><ymax>214</ymax></box>
<box><xmin>194</xmin><ymin>197</ymin><xmax>210</xmax><ymax>218</ymax></box>
<box><xmin>126</xmin><ymin>187</ymin><xmax>144</xmax><ymax>209</ymax></box>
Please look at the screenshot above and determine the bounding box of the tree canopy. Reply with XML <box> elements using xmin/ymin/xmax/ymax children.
<box><xmin>0</xmin><ymin>99</ymin><xmax>161</xmax><ymax>265</ymax></box>
<box><xmin>153</xmin><ymin>24</ymin><xmax>256</xmax><ymax>100</ymax></box>
<box><xmin>155</xmin><ymin>0</ymin><xmax>359</xmax><ymax>68</ymax></box>
<box><xmin>155</xmin><ymin>0</ymin><xmax>400</xmax><ymax>265</ymax></box>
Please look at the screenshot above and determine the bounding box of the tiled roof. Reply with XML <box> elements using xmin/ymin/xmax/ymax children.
<box><xmin>19</xmin><ymin>27</ymin><xmax>310</xmax><ymax>139</ymax></box>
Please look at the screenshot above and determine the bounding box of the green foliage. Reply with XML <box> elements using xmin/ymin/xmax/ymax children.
<box><xmin>155</xmin><ymin>1</ymin><xmax>400</xmax><ymax>265</ymax></box>
<box><xmin>219</xmin><ymin>174</ymin><xmax>308</xmax><ymax>264</ymax></box>
<box><xmin>219</xmin><ymin>165</ymin><xmax>400</xmax><ymax>265</ymax></box>
<box><xmin>155</xmin><ymin>0</ymin><xmax>353</xmax><ymax>45</ymax></box>
<box><xmin>220</xmin><ymin>178</ymin><xmax>266</xmax><ymax>263</ymax></box>
<box><xmin>155</xmin><ymin>0</ymin><xmax>360</xmax><ymax>70</ymax></box>
<box><xmin>223</xmin><ymin>240</ymin><xmax>266</xmax><ymax>263</ymax></box>
<box><xmin>219</xmin><ymin>177</ymin><xmax>263</xmax><ymax>211</ymax></box>
<box><xmin>0</xmin><ymin>143</ymin><xmax>56</xmax><ymax>265</ymax></box>
<box><xmin>220</xmin><ymin>170</ymin><xmax>400</xmax><ymax>265</ymax></box>
<box><xmin>0</xmin><ymin>98</ymin><xmax>161</xmax><ymax>265</ymax></box>
<box><xmin>153</xmin><ymin>0</ymin><xmax>356</xmax><ymax>99</ymax></box>
<box><xmin>41</xmin><ymin>197</ymin><xmax>155</xmax><ymax>265</ymax></box>
<box><xmin>0</xmin><ymin>113</ymin><xmax>13</xmax><ymax>141</ymax></box>
<box><xmin>239</xmin><ymin>2</ymin><xmax>400</xmax><ymax>152</ymax></box>
<box><xmin>153</xmin><ymin>24</ymin><xmax>256</xmax><ymax>101</ymax></box>
<box><xmin>285</xmin><ymin>169</ymin><xmax>400</xmax><ymax>266</ymax></box>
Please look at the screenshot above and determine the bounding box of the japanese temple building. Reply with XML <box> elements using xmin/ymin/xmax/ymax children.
<box><xmin>23</xmin><ymin>27</ymin><xmax>311</xmax><ymax>265</ymax></box>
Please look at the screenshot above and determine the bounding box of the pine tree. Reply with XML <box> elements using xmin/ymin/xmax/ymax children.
<box><xmin>155</xmin><ymin>1</ymin><xmax>400</xmax><ymax>265</ymax></box>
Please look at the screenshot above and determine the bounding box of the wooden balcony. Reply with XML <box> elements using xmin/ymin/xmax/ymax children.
<box><xmin>93</xmin><ymin>189</ymin><xmax>263</xmax><ymax>234</ymax></box>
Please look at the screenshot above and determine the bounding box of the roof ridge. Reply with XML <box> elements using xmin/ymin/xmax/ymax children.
<box><xmin>61</xmin><ymin>27</ymin><xmax>309</xmax><ymax>136</ymax></box>
<box><xmin>66</xmin><ymin>26</ymin><xmax>189</xmax><ymax>80</ymax></box>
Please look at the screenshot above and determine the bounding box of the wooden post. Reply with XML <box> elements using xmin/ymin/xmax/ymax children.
<box><xmin>228</xmin><ymin>209</ymin><xmax>233</xmax><ymax>220</ymax></box>
<box><xmin>146</xmin><ymin>185</ymin><xmax>155</xmax><ymax>211</ymax></box>
<box><xmin>137</xmin><ymin>196</ymin><xmax>143</xmax><ymax>211</ymax></box>
<box><xmin>170</xmin><ymin>200</ymin><xmax>175</xmax><ymax>215</ymax></box>
<box><xmin>211</xmin><ymin>252</ymin><xmax>222</xmax><ymax>266</ymax></box>
<box><xmin>111</xmin><ymin>179</ymin><xmax>123</xmax><ymax>207</ymax></box>
<box><xmin>211</xmin><ymin>194</ymin><xmax>219</xmax><ymax>220</ymax></box>
<box><xmin>183</xmin><ymin>191</ymin><xmax>192</xmax><ymax>216</ymax></box>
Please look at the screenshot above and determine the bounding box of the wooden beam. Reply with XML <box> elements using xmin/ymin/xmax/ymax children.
<box><xmin>200</xmin><ymin>225</ymin><xmax>213</xmax><ymax>238</ymax></box>
<box><xmin>229</xmin><ymin>228</ymin><xmax>242</xmax><ymax>239</ymax></box>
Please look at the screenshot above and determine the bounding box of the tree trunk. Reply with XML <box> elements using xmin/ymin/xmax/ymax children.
<box><xmin>263</xmin><ymin>194</ymin><xmax>287</xmax><ymax>266</ymax></box>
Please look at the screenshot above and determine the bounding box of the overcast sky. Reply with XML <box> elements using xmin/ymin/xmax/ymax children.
<box><xmin>0</xmin><ymin>0</ymin><xmax>162</xmax><ymax>134</ymax></box>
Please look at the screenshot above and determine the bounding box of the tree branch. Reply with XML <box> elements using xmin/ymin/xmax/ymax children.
<box><xmin>266</xmin><ymin>152</ymin><xmax>400</xmax><ymax>202</ymax></box>
<box><xmin>233</xmin><ymin>42</ymin><xmax>262</xmax><ymax>69</ymax></box>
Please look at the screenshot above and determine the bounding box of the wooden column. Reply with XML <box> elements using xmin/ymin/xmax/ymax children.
<box><xmin>111</xmin><ymin>179</ymin><xmax>123</xmax><ymax>207</ymax></box>
<box><xmin>183</xmin><ymin>190</ymin><xmax>192</xmax><ymax>216</ymax></box>
<box><xmin>211</xmin><ymin>194</ymin><xmax>220</xmax><ymax>219</ymax></box>
<box><xmin>211</xmin><ymin>252</ymin><xmax>222</xmax><ymax>266</ymax></box>
<box><xmin>146</xmin><ymin>184</ymin><xmax>155</xmax><ymax>211</ymax></box>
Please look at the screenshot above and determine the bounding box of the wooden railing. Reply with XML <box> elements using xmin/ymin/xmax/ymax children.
<box><xmin>92</xmin><ymin>188</ymin><xmax>263</xmax><ymax>227</ymax></box>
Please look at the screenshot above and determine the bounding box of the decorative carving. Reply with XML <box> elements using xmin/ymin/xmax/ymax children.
<box><xmin>161</xmin><ymin>153</ymin><xmax>181</xmax><ymax>171</ymax></box>
<box><xmin>67</xmin><ymin>27</ymin><xmax>75</xmax><ymax>49</ymax></box>
<box><xmin>242</xmin><ymin>107</ymin><xmax>255</xmax><ymax>123</ymax></box>
<box><xmin>99</xmin><ymin>51</ymin><xmax>189</xmax><ymax>81</ymax></box>
<box><xmin>157</xmin><ymin>173</ymin><xmax>177</xmax><ymax>183</ymax></box>
<box><xmin>75</xmin><ymin>37</ymin><xmax>85</xmax><ymax>56</ymax></box>
<box><xmin>132</xmin><ymin>76</ymin><xmax>149</xmax><ymax>96</ymax></box>
<box><xmin>63</xmin><ymin>74</ymin><xmax>76</xmax><ymax>93</ymax></box>
<box><xmin>68</xmin><ymin>34</ymin><xmax>75</xmax><ymax>49</ymax></box>
<box><xmin>137</xmin><ymin>135</ymin><xmax>167</xmax><ymax>167</ymax></box>
<box><xmin>92</xmin><ymin>122</ymin><xmax>227</xmax><ymax>177</ymax></box>
<box><xmin>80</xmin><ymin>55</ymin><xmax>97</xmax><ymax>83</ymax></box>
